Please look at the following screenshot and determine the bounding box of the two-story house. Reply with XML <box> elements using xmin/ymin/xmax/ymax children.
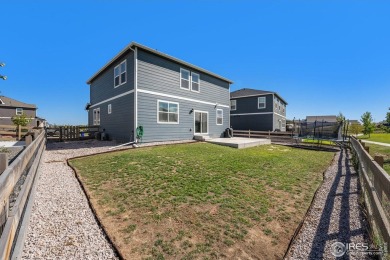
<box><xmin>0</xmin><ymin>96</ymin><xmax>41</xmax><ymax>127</ymax></box>
<box><xmin>86</xmin><ymin>42</ymin><xmax>233</xmax><ymax>143</ymax></box>
<box><xmin>230</xmin><ymin>88</ymin><xmax>287</xmax><ymax>131</ymax></box>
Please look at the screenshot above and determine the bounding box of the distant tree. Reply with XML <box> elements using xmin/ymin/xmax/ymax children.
<box><xmin>336</xmin><ymin>112</ymin><xmax>345</xmax><ymax>123</ymax></box>
<box><xmin>361</xmin><ymin>112</ymin><xmax>375</xmax><ymax>137</ymax></box>
<box><xmin>11</xmin><ymin>113</ymin><xmax>31</xmax><ymax>127</ymax></box>
<box><xmin>386</xmin><ymin>112</ymin><xmax>390</xmax><ymax>125</ymax></box>
<box><xmin>350</xmin><ymin>123</ymin><xmax>363</xmax><ymax>136</ymax></box>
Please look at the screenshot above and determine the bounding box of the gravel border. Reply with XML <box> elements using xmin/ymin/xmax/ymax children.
<box><xmin>286</xmin><ymin>148</ymin><xmax>371</xmax><ymax>259</ymax></box>
<box><xmin>21</xmin><ymin>139</ymin><xmax>196</xmax><ymax>259</ymax></box>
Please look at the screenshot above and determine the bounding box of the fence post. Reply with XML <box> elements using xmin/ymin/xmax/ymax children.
<box><xmin>59</xmin><ymin>127</ymin><xmax>63</xmax><ymax>142</ymax></box>
<box><xmin>268</xmin><ymin>130</ymin><xmax>271</xmax><ymax>139</ymax></box>
<box><xmin>248</xmin><ymin>129</ymin><xmax>251</xmax><ymax>138</ymax></box>
<box><xmin>25</xmin><ymin>135</ymin><xmax>33</xmax><ymax>147</ymax></box>
<box><xmin>374</xmin><ymin>156</ymin><xmax>384</xmax><ymax>168</ymax></box>
<box><xmin>0</xmin><ymin>153</ymin><xmax>8</xmax><ymax>173</ymax></box>
<box><xmin>17</xmin><ymin>125</ymin><xmax>21</xmax><ymax>140</ymax></box>
<box><xmin>76</xmin><ymin>127</ymin><xmax>80</xmax><ymax>140</ymax></box>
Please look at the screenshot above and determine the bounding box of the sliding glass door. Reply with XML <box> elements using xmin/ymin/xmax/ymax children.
<box><xmin>194</xmin><ymin>111</ymin><xmax>208</xmax><ymax>134</ymax></box>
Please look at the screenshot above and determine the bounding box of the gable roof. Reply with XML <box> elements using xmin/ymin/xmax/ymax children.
<box><xmin>230</xmin><ymin>88</ymin><xmax>288</xmax><ymax>104</ymax></box>
<box><xmin>87</xmin><ymin>42</ymin><xmax>233</xmax><ymax>84</ymax></box>
<box><xmin>0</xmin><ymin>96</ymin><xmax>36</xmax><ymax>109</ymax></box>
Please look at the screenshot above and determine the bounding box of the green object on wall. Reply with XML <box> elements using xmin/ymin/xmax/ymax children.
<box><xmin>136</xmin><ymin>126</ymin><xmax>144</xmax><ymax>140</ymax></box>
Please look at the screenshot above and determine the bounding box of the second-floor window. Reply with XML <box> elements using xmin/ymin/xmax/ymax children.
<box><xmin>16</xmin><ymin>108</ymin><xmax>23</xmax><ymax>115</ymax></box>
<box><xmin>230</xmin><ymin>100</ymin><xmax>237</xmax><ymax>111</ymax></box>
<box><xmin>181</xmin><ymin>68</ymin><xmax>200</xmax><ymax>92</ymax></box>
<box><xmin>114</xmin><ymin>60</ymin><xmax>126</xmax><ymax>87</ymax></box>
<box><xmin>191</xmin><ymin>72</ymin><xmax>200</xmax><ymax>92</ymax></box>
<box><xmin>258</xmin><ymin>97</ymin><xmax>266</xmax><ymax>109</ymax></box>
<box><xmin>180</xmin><ymin>69</ymin><xmax>190</xmax><ymax>90</ymax></box>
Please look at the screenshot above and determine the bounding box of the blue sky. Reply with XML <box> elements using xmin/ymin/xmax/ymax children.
<box><xmin>1</xmin><ymin>1</ymin><xmax>389</xmax><ymax>125</ymax></box>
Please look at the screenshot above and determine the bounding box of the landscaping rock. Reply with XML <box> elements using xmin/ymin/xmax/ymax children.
<box><xmin>287</xmin><ymin>149</ymin><xmax>372</xmax><ymax>259</ymax></box>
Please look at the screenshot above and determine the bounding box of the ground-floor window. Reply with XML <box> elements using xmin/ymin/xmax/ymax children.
<box><xmin>216</xmin><ymin>109</ymin><xmax>223</xmax><ymax>125</ymax></box>
<box><xmin>158</xmin><ymin>100</ymin><xmax>179</xmax><ymax>124</ymax></box>
<box><xmin>93</xmin><ymin>108</ymin><xmax>100</xmax><ymax>125</ymax></box>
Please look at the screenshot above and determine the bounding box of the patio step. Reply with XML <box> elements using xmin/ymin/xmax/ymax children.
<box><xmin>193</xmin><ymin>135</ymin><xmax>211</xmax><ymax>141</ymax></box>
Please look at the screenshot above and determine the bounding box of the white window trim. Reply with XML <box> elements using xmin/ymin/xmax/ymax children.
<box><xmin>157</xmin><ymin>100</ymin><xmax>179</xmax><ymax>124</ymax></box>
<box><xmin>191</xmin><ymin>72</ymin><xmax>200</xmax><ymax>93</ymax></box>
<box><xmin>193</xmin><ymin>110</ymin><xmax>209</xmax><ymax>135</ymax></box>
<box><xmin>108</xmin><ymin>104</ymin><xmax>112</xmax><ymax>114</ymax></box>
<box><xmin>114</xmin><ymin>60</ymin><xmax>127</xmax><ymax>88</ymax></box>
<box><xmin>216</xmin><ymin>109</ymin><xmax>223</xmax><ymax>125</ymax></box>
<box><xmin>93</xmin><ymin>108</ymin><xmax>100</xmax><ymax>125</ymax></box>
<box><xmin>16</xmin><ymin>108</ymin><xmax>23</xmax><ymax>115</ymax></box>
<box><xmin>258</xmin><ymin>97</ymin><xmax>266</xmax><ymax>109</ymax></box>
<box><xmin>230</xmin><ymin>100</ymin><xmax>237</xmax><ymax>111</ymax></box>
<box><xmin>180</xmin><ymin>68</ymin><xmax>190</xmax><ymax>90</ymax></box>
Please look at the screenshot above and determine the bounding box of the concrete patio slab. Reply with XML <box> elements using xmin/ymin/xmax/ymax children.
<box><xmin>206</xmin><ymin>137</ymin><xmax>271</xmax><ymax>149</ymax></box>
<box><xmin>0</xmin><ymin>140</ymin><xmax>25</xmax><ymax>148</ymax></box>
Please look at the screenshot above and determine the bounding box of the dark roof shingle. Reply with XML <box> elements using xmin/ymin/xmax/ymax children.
<box><xmin>230</xmin><ymin>88</ymin><xmax>287</xmax><ymax>104</ymax></box>
<box><xmin>0</xmin><ymin>96</ymin><xmax>36</xmax><ymax>109</ymax></box>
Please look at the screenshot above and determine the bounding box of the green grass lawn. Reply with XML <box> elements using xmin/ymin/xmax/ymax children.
<box><xmin>302</xmin><ymin>139</ymin><xmax>336</xmax><ymax>146</ymax></box>
<box><xmin>358</xmin><ymin>133</ymin><xmax>390</xmax><ymax>144</ymax></box>
<box><xmin>69</xmin><ymin>143</ymin><xmax>334</xmax><ymax>259</ymax></box>
<box><xmin>365</xmin><ymin>143</ymin><xmax>390</xmax><ymax>174</ymax></box>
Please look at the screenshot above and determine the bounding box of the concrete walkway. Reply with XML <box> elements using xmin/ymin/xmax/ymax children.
<box><xmin>361</xmin><ymin>140</ymin><xmax>390</xmax><ymax>147</ymax></box>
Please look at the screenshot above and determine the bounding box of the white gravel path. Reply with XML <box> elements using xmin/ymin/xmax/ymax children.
<box><xmin>21</xmin><ymin>139</ymin><xmax>194</xmax><ymax>259</ymax></box>
<box><xmin>287</xmin><ymin>149</ymin><xmax>371</xmax><ymax>259</ymax></box>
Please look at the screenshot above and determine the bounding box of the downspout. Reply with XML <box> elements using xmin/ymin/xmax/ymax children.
<box><xmin>272</xmin><ymin>93</ymin><xmax>275</xmax><ymax>131</ymax></box>
<box><xmin>129</xmin><ymin>46</ymin><xmax>138</xmax><ymax>142</ymax></box>
<box><xmin>134</xmin><ymin>47</ymin><xmax>138</xmax><ymax>142</ymax></box>
<box><xmin>228</xmin><ymin>83</ymin><xmax>231</xmax><ymax>128</ymax></box>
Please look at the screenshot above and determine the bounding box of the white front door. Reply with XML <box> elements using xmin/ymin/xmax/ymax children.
<box><xmin>194</xmin><ymin>111</ymin><xmax>208</xmax><ymax>134</ymax></box>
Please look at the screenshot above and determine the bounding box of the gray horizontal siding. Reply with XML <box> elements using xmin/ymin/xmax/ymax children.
<box><xmin>273</xmin><ymin>114</ymin><xmax>286</xmax><ymax>131</ymax></box>
<box><xmin>90</xmin><ymin>50</ymin><xmax>134</xmax><ymax>105</ymax></box>
<box><xmin>230</xmin><ymin>114</ymin><xmax>274</xmax><ymax>131</ymax></box>
<box><xmin>88</xmin><ymin>93</ymin><xmax>134</xmax><ymax>142</ymax></box>
<box><xmin>137</xmin><ymin>49</ymin><xmax>230</xmax><ymax>107</ymax></box>
<box><xmin>231</xmin><ymin>94</ymin><xmax>274</xmax><ymax>114</ymax></box>
<box><xmin>137</xmin><ymin>92</ymin><xmax>229</xmax><ymax>143</ymax></box>
<box><xmin>0</xmin><ymin>107</ymin><xmax>36</xmax><ymax>118</ymax></box>
<box><xmin>273</xmin><ymin>95</ymin><xmax>287</xmax><ymax>117</ymax></box>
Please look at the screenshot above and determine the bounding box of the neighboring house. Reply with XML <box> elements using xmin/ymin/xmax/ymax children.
<box><xmin>86</xmin><ymin>42</ymin><xmax>233</xmax><ymax>143</ymax></box>
<box><xmin>306</xmin><ymin>115</ymin><xmax>337</xmax><ymax>123</ymax></box>
<box><xmin>230</xmin><ymin>88</ymin><xmax>287</xmax><ymax>131</ymax></box>
<box><xmin>348</xmin><ymin>120</ymin><xmax>360</xmax><ymax>125</ymax></box>
<box><xmin>0</xmin><ymin>96</ymin><xmax>42</xmax><ymax>127</ymax></box>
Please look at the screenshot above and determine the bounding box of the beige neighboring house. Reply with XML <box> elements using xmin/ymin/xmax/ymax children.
<box><xmin>0</xmin><ymin>96</ymin><xmax>45</xmax><ymax>128</ymax></box>
<box><xmin>306</xmin><ymin>115</ymin><xmax>337</xmax><ymax>123</ymax></box>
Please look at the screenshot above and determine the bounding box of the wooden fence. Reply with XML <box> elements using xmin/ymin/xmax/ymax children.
<box><xmin>0</xmin><ymin>125</ymin><xmax>30</xmax><ymax>140</ymax></box>
<box><xmin>232</xmin><ymin>130</ymin><xmax>297</xmax><ymax>143</ymax></box>
<box><xmin>0</xmin><ymin>130</ymin><xmax>45</xmax><ymax>259</ymax></box>
<box><xmin>46</xmin><ymin>126</ymin><xmax>99</xmax><ymax>142</ymax></box>
<box><xmin>350</xmin><ymin>136</ymin><xmax>390</xmax><ymax>252</ymax></box>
